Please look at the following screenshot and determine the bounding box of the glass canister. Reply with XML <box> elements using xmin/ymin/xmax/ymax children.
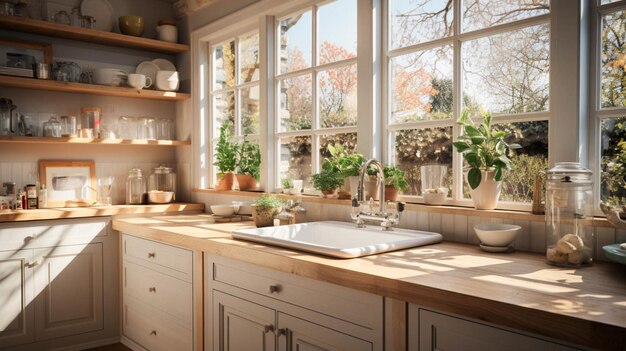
<box><xmin>545</xmin><ymin>162</ymin><xmax>594</xmax><ymax>267</ymax></box>
<box><xmin>148</xmin><ymin>165</ymin><xmax>176</xmax><ymax>193</ymax></box>
<box><xmin>126</xmin><ymin>168</ymin><xmax>146</xmax><ymax>205</ymax></box>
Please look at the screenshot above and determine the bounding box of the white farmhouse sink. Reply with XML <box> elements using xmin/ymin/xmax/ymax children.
<box><xmin>231</xmin><ymin>221</ymin><xmax>442</xmax><ymax>258</ymax></box>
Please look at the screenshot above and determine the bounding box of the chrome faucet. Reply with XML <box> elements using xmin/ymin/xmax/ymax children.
<box><xmin>351</xmin><ymin>158</ymin><xmax>405</xmax><ymax>230</ymax></box>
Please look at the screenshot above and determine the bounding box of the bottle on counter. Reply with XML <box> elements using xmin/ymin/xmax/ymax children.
<box><xmin>25</xmin><ymin>184</ymin><xmax>38</xmax><ymax>209</ymax></box>
<box><xmin>38</xmin><ymin>185</ymin><xmax>47</xmax><ymax>209</ymax></box>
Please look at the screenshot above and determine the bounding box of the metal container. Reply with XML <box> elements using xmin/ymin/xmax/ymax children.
<box><xmin>36</xmin><ymin>63</ymin><xmax>51</xmax><ymax>80</ymax></box>
<box><xmin>126</xmin><ymin>168</ymin><xmax>146</xmax><ymax>205</ymax></box>
<box><xmin>545</xmin><ymin>162</ymin><xmax>594</xmax><ymax>267</ymax></box>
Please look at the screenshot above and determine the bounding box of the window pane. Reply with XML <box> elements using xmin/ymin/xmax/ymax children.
<box><xmin>279</xmin><ymin>11</ymin><xmax>312</xmax><ymax>74</ymax></box>
<box><xmin>279</xmin><ymin>136</ymin><xmax>312</xmax><ymax>187</ymax></box>
<box><xmin>320</xmin><ymin>133</ymin><xmax>358</xmax><ymax>165</ymax></box>
<box><xmin>213</xmin><ymin>91</ymin><xmax>235</xmax><ymax>136</ymax></box>
<box><xmin>391</xmin><ymin>45</ymin><xmax>453</xmax><ymax>123</ymax></box>
<box><xmin>241</xmin><ymin>86</ymin><xmax>260</xmax><ymax>135</ymax></box>
<box><xmin>393</xmin><ymin>127</ymin><xmax>453</xmax><ymax>196</ymax></box>
<box><xmin>213</xmin><ymin>41</ymin><xmax>235</xmax><ymax>90</ymax></box>
<box><xmin>601</xmin><ymin>117</ymin><xmax>626</xmax><ymax>205</ymax></box>
<box><xmin>462</xmin><ymin>24</ymin><xmax>549</xmax><ymax>114</ymax></box>
<box><xmin>389</xmin><ymin>0</ymin><xmax>453</xmax><ymax>49</ymax></box>
<box><xmin>318</xmin><ymin>0</ymin><xmax>356</xmax><ymax>65</ymax></box>
<box><xmin>239</xmin><ymin>33</ymin><xmax>260</xmax><ymax>84</ymax></box>
<box><xmin>461</xmin><ymin>121</ymin><xmax>549</xmax><ymax>203</ymax></box>
<box><xmin>319</xmin><ymin>64</ymin><xmax>357</xmax><ymax>127</ymax></box>
<box><xmin>279</xmin><ymin>74</ymin><xmax>312</xmax><ymax>132</ymax></box>
<box><xmin>462</xmin><ymin>0</ymin><xmax>549</xmax><ymax>33</ymax></box>
<box><xmin>601</xmin><ymin>10</ymin><xmax>626</xmax><ymax>109</ymax></box>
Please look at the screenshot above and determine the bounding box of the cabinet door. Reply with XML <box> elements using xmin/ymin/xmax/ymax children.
<box><xmin>213</xmin><ymin>290</ymin><xmax>276</xmax><ymax>351</ymax></box>
<box><xmin>0</xmin><ymin>250</ymin><xmax>34</xmax><ymax>348</ymax></box>
<box><xmin>33</xmin><ymin>243</ymin><xmax>103</xmax><ymax>341</ymax></box>
<box><xmin>277</xmin><ymin>313</ymin><xmax>372</xmax><ymax>351</ymax></box>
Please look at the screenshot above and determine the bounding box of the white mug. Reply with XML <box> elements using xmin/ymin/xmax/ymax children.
<box><xmin>155</xmin><ymin>70</ymin><xmax>179</xmax><ymax>91</ymax></box>
<box><xmin>156</xmin><ymin>24</ymin><xmax>177</xmax><ymax>43</ymax></box>
<box><xmin>93</xmin><ymin>68</ymin><xmax>127</xmax><ymax>86</ymax></box>
<box><xmin>127</xmin><ymin>73</ymin><xmax>152</xmax><ymax>90</ymax></box>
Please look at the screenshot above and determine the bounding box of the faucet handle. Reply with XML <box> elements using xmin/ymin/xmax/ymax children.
<box><xmin>397</xmin><ymin>201</ymin><xmax>406</xmax><ymax>213</ymax></box>
<box><xmin>351</xmin><ymin>198</ymin><xmax>360</xmax><ymax>208</ymax></box>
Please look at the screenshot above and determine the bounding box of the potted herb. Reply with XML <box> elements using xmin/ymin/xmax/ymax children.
<box><xmin>383</xmin><ymin>166</ymin><xmax>409</xmax><ymax>202</ymax></box>
<box><xmin>236</xmin><ymin>136</ymin><xmax>260</xmax><ymax>191</ymax></box>
<box><xmin>252</xmin><ymin>196</ymin><xmax>284</xmax><ymax>227</ymax></box>
<box><xmin>311</xmin><ymin>169</ymin><xmax>344</xmax><ymax>197</ymax></box>
<box><xmin>322</xmin><ymin>144</ymin><xmax>364</xmax><ymax>199</ymax></box>
<box><xmin>213</xmin><ymin>122</ymin><xmax>238</xmax><ymax>190</ymax></box>
<box><xmin>453</xmin><ymin>110</ymin><xmax>520</xmax><ymax>209</ymax></box>
<box><xmin>281</xmin><ymin>177</ymin><xmax>293</xmax><ymax>193</ymax></box>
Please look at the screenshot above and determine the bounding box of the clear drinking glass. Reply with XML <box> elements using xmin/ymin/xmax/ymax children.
<box><xmin>97</xmin><ymin>176</ymin><xmax>114</xmax><ymax>206</ymax></box>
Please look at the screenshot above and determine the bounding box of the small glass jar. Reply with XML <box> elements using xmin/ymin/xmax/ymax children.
<box><xmin>126</xmin><ymin>168</ymin><xmax>146</xmax><ymax>205</ymax></box>
<box><xmin>70</xmin><ymin>7</ymin><xmax>81</xmax><ymax>27</ymax></box>
<box><xmin>545</xmin><ymin>162</ymin><xmax>594</xmax><ymax>267</ymax></box>
<box><xmin>54</xmin><ymin>10</ymin><xmax>70</xmax><ymax>25</ymax></box>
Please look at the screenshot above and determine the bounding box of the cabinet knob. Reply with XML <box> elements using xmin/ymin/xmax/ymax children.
<box><xmin>150</xmin><ymin>330</ymin><xmax>157</xmax><ymax>336</ymax></box>
<box><xmin>147</xmin><ymin>252</ymin><xmax>156</xmax><ymax>258</ymax></box>
<box><xmin>149</xmin><ymin>287</ymin><xmax>156</xmax><ymax>293</ymax></box>
<box><xmin>269</xmin><ymin>284</ymin><xmax>281</xmax><ymax>294</ymax></box>
<box><xmin>26</xmin><ymin>260</ymin><xmax>39</xmax><ymax>268</ymax></box>
<box><xmin>276</xmin><ymin>328</ymin><xmax>287</xmax><ymax>337</ymax></box>
<box><xmin>263</xmin><ymin>324</ymin><xmax>274</xmax><ymax>333</ymax></box>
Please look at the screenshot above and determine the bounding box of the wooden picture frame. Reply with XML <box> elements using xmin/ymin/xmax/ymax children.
<box><xmin>0</xmin><ymin>37</ymin><xmax>53</xmax><ymax>64</ymax></box>
<box><xmin>39</xmin><ymin>160</ymin><xmax>96</xmax><ymax>207</ymax></box>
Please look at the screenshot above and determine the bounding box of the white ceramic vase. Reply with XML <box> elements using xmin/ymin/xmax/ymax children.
<box><xmin>468</xmin><ymin>169</ymin><xmax>502</xmax><ymax>210</ymax></box>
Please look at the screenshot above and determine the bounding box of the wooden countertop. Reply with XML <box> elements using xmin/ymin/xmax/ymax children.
<box><xmin>0</xmin><ymin>203</ymin><xmax>204</xmax><ymax>223</ymax></box>
<box><xmin>112</xmin><ymin>214</ymin><xmax>626</xmax><ymax>351</ymax></box>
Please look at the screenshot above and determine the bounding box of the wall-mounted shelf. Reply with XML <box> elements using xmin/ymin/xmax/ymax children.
<box><xmin>0</xmin><ymin>136</ymin><xmax>191</xmax><ymax>146</ymax></box>
<box><xmin>0</xmin><ymin>75</ymin><xmax>190</xmax><ymax>101</ymax></box>
<box><xmin>0</xmin><ymin>15</ymin><xmax>189</xmax><ymax>54</ymax></box>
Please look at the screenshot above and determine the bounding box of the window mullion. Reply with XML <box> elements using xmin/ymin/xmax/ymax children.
<box><xmin>311</xmin><ymin>5</ymin><xmax>320</xmax><ymax>173</ymax></box>
<box><xmin>452</xmin><ymin>0</ymin><xmax>463</xmax><ymax>202</ymax></box>
<box><xmin>234</xmin><ymin>37</ymin><xmax>241</xmax><ymax>136</ymax></box>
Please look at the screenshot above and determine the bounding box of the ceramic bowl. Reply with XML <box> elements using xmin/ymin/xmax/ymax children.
<box><xmin>474</xmin><ymin>223</ymin><xmax>521</xmax><ymax>247</ymax></box>
<box><xmin>119</xmin><ymin>16</ymin><xmax>144</xmax><ymax>37</ymax></box>
<box><xmin>211</xmin><ymin>204</ymin><xmax>236</xmax><ymax>217</ymax></box>
<box><xmin>147</xmin><ymin>190</ymin><xmax>174</xmax><ymax>204</ymax></box>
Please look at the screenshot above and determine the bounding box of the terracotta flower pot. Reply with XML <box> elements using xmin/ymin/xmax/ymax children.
<box><xmin>236</xmin><ymin>174</ymin><xmax>257</xmax><ymax>191</ymax></box>
<box><xmin>252</xmin><ymin>205</ymin><xmax>277</xmax><ymax>227</ymax></box>
<box><xmin>216</xmin><ymin>172</ymin><xmax>235</xmax><ymax>191</ymax></box>
<box><xmin>321</xmin><ymin>189</ymin><xmax>336</xmax><ymax>198</ymax></box>
<box><xmin>384</xmin><ymin>185</ymin><xmax>398</xmax><ymax>202</ymax></box>
<box><xmin>468</xmin><ymin>169</ymin><xmax>502</xmax><ymax>210</ymax></box>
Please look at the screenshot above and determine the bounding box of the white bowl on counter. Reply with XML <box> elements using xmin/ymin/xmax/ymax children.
<box><xmin>211</xmin><ymin>204</ymin><xmax>236</xmax><ymax>216</ymax></box>
<box><xmin>474</xmin><ymin>223</ymin><xmax>521</xmax><ymax>247</ymax></box>
<box><xmin>147</xmin><ymin>190</ymin><xmax>174</xmax><ymax>204</ymax></box>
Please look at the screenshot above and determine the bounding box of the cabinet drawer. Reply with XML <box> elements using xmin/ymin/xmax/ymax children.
<box><xmin>212</xmin><ymin>256</ymin><xmax>382</xmax><ymax>329</ymax></box>
<box><xmin>123</xmin><ymin>295</ymin><xmax>192</xmax><ymax>351</ymax></box>
<box><xmin>0</xmin><ymin>218</ymin><xmax>109</xmax><ymax>250</ymax></box>
<box><xmin>123</xmin><ymin>234</ymin><xmax>192</xmax><ymax>282</ymax></box>
<box><xmin>123</xmin><ymin>261</ymin><xmax>192</xmax><ymax>327</ymax></box>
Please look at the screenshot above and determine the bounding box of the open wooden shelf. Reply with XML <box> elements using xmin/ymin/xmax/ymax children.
<box><xmin>0</xmin><ymin>15</ymin><xmax>189</xmax><ymax>54</ymax></box>
<box><xmin>0</xmin><ymin>75</ymin><xmax>190</xmax><ymax>100</ymax></box>
<box><xmin>0</xmin><ymin>136</ymin><xmax>190</xmax><ymax>146</ymax></box>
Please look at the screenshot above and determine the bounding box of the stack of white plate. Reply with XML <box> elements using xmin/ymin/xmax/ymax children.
<box><xmin>135</xmin><ymin>58</ymin><xmax>179</xmax><ymax>92</ymax></box>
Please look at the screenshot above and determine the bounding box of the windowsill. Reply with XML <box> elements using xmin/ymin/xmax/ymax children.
<box><xmin>192</xmin><ymin>188</ymin><xmax>615</xmax><ymax>227</ymax></box>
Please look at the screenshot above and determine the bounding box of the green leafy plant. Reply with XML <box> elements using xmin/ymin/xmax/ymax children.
<box><xmin>453</xmin><ymin>110</ymin><xmax>521</xmax><ymax>189</ymax></box>
<box><xmin>310</xmin><ymin>169</ymin><xmax>344</xmax><ymax>191</ymax></box>
<box><xmin>384</xmin><ymin>166</ymin><xmax>409</xmax><ymax>192</ymax></box>
<box><xmin>213</xmin><ymin>122</ymin><xmax>238</xmax><ymax>174</ymax></box>
<box><xmin>281</xmin><ymin>177</ymin><xmax>293</xmax><ymax>189</ymax></box>
<box><xmin>322</xmin><ymin>144</ymin><xmax>365</xmax><ymax>178</ymax></box>
<box><xmin>254</xmin><ymin>196</ymin><xmax>285</xmax><ymax>211</ymax></box>
<box><xmin>237</xmin><ymin>136</ymin><xmax>261</xmax><ymax>180</ymax></box>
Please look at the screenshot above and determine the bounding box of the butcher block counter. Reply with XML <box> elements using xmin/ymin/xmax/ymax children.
<box><xmin>112</xmin><ymin>214</ymin><xmax>626</xmax><ymax>351</ymax></box>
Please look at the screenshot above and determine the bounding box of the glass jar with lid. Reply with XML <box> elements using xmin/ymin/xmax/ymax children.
<box><xmin>545</xmin><ymin>162</ymin><xmax>594</xmax><ymax>267</ymax></box>
<box><xmin>126</xmin><ymin>168</ymin><xmax>146</xmax><ymax>205</ymax></box>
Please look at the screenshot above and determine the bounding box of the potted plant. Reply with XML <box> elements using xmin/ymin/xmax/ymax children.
<box><xmin>322</xmin><ymin>144</ymin><xmax>365</xmax><ymax>199</ymax></box>
<box><xmin>311</xmin><ymin>169</ymin><xmax>344</xmax><ymax>197</ymax></box>
<box><xmin>383</xmin><ymin>166</ymin><xmax>409</xmax><ymax>202</ymax></box>
<box><xmin>252</xmin><ymin>196</ymin><xmax>284</xmax><ymax>227</ymax></box>
<box><xmin>213</xmin><ymin>122</ymin><xmax>238</xmax><ymax>190</ymax></box>
<box><xmin>281</xmin><ymin>176</ymin><xmax>293</xmax><ymax>193</ymax></box>
<box><xmin>236</xmin><ymin>136</ymin><xmax>260</xmax><ymax>191</ymax></box>
<box><xmin>453</xmin><ymin>110</ymin><xmax>520</xmax><ymax>209</ymax></box>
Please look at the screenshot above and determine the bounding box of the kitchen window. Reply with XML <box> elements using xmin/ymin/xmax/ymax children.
<box><xmin>274</xmin><ymin>0</ymin><xmax>358</xmax><ymax>188</ymax></box>
<box><xmin>385</xmin><ymin>0</ymin><xmax>550</xmax><ymax>207</ymax></box>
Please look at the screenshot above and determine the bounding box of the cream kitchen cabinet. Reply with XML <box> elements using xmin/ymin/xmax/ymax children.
<box><xmin>0</xmin><ymin>218</ymin><xmax>118</xmax><ymax>351</ymax></box>
<box><xmin>206</xmin><ymin>255</ymin><xmax>384</xmax><ymax>351</ymax></box>
<box><xmin>408</xmin><ymin>306</ymin><xmax>583</xmax><ymax>351</ymax></box>
<box><xmin>121</xmin><ymin>234</ymin><xmax>200</xmax><ymax>351</ymax></box>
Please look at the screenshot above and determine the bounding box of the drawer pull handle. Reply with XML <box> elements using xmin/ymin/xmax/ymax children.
<box><xmin>149</xmin><ymin>287</ymin><xmax>156</xmax><ymax>293</ymax></box>
<box><xmin>263</xmin><ymin>324</ymin><xmax>274</xmax><ymax>333</ymax></box>
<box><xmin>269</xmin><ymin>284</ymin><xmax>281</xmax><ymax>294</ymax></box>
<box><xmin>23</xmin><ymin>234</ymin><xmax>36</xmax><ymax>243</ymax></box>
<box><xmin>150</xmin><ymin>330</ymin><xmax>157</xmax><ymax>336</ymax></box>
<box><xmin>148</xmin><ymin>252</ymin><xmax>156</xmax><ymax>258</ymax></box>
<box><xmin>26</xmin><ymin>260</ymin><xmax>39</xmax><ymax>268</ymax></box>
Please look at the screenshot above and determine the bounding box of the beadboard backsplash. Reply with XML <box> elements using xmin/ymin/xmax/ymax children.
<box><xmin>193</xmin><ymin>191</ymin><xmax>626</xmax><ymax>262</ymax></box>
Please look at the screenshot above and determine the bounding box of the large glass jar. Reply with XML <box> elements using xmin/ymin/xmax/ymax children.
<box><xmin>126</xmin><ymin>168</ymin><xmax>146</xmax><ymax>205</ymax></box>
<box><xmin>148</xmin><ymin>165</ymin><xmax>176</xmax><ymax>193</ymax></box>
<box><xmin>545</xmin><ymin>162</ymin><xmax>594</xmax><ymax>267</ymax></box>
